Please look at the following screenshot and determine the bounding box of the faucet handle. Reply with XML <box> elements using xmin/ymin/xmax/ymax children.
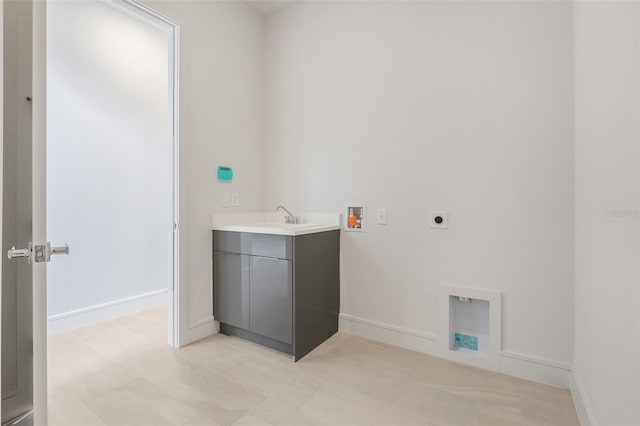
<box><xmin>284</xmin><ymin>215</ymin><xmax>302</xmax><ymax>224</ymax></box>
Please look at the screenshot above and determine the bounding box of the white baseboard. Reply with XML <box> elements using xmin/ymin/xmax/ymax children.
<box><xmin>339</xmin><ymin>313</ymin><xmax>440</xmax><ymax>355</ymax></box>
<box><xmin>182</xmin><ymin>316</ymin><xmax>217</xmax><ymax>346</ymax></box>
<box><xmin>501</xmin><ymin>351</ymin><xmax>571</xmax><ymax>388</ymax></box>
<box><xmin>339</xmin><ymin>313</ymin><xmax>572</xmax><ymax>389</ymax></box>
<box><xmin>47</xmin><ymin>289</ymin><xmax>168</xmax><ymax>335</ymax></box>
<box><xmin>571</xmin><ymin>370</ymin><xmax>596</xmax><ymax>426</ymax></box>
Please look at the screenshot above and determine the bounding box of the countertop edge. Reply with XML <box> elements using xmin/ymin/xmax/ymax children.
<box><xmin>212</xmin><ymin>225</ymin><xmax>341</xmax><ymax>236</ymax></box>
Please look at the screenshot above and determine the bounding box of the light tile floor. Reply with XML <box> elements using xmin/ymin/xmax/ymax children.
<box><xmin>48</xmin><ymin>306</ymin><xmax>580</xmax><ymax>426</ymax></box>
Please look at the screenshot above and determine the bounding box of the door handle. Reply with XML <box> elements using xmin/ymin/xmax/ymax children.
<box><xmin>6</xmin><ymin>242</ymin><xmax>70</xmax><ymax>263</ymax></box>
<box><xmin>37</xmin><ymin>242</ymin><xmax>70</xmax><ymax>262</ymax></box>
<box><xmin>50</xmin><ymin>244</ymin><xmax>69</xmax><ymax>256</ymax></box>
<box><xmin>7</xmin><ymin>246</ymin><xmax>31</xmax><ymax>261</ymax></box>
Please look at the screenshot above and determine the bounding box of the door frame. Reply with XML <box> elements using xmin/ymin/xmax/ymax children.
<box><xmin>113</xmin><ymin>0</ymin><xmax>183</xmax><ymax>350</ymax></box>
<box><xmin>0</xmin><ymin>0</ymin><xmax>4</xmax><ymax>423</ymax></box>
<box><xmin>33</xmin><ymin>0</ymin><xmax>46</xmax><ymax>423</ymax></box>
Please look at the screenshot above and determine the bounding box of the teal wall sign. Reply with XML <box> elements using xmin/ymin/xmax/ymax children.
<box><xmin>217</xmin><ymin>166</ymin><xmax>233</xmax><ymax>182</ymax></box>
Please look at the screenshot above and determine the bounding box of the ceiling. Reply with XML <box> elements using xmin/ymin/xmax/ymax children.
<box><xmin>244</xmin><ymin>0</ymin><xmax>296</xmax><ymax>15</ymax></box>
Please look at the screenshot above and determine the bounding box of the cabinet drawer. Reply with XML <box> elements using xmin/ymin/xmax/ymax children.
<box><xmin>242</xmin><ymin>233</ymin><xmax>292</xmax><ymax>260</ymax></box>
<box><xmin>213</xmin><ymin>231</ymin><xmax>293</xmax><ymax>260</ymax></box>
<box><xmin>213</xmin><ymin>231</ymin><xmax>242</xmax><ymax>253</ymax></box>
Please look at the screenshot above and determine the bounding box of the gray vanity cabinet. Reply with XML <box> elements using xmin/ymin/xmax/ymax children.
<box><xmin>212</xmin><ymin>230</ymin><xmax>340</xmax><ymax>361</ymax></box>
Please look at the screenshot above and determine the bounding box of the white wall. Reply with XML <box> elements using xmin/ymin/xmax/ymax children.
<box><xmin>47</xmin><ymin>1</ymin><xmax>173</xmax><ymax>328</ymax></box>
<box><xmin>573</xmin><ymin>2</ymin><xmax>640</xmax><ymax>425</ymax></box>
<box><xmin>264</xmin><ymin>1</ymin><xmax>575</xmax><ymax>376</ymax></box>
<box><xmin>140</xmin><ymin>0</ymin><xmax>264</xmax><ymax>343</ymax></box>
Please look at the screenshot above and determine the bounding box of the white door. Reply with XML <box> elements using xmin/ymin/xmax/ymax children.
<box><xmin>2</xmin><ymin>0</ymin><xmax>49</xmax><ymax>425</ymax></box>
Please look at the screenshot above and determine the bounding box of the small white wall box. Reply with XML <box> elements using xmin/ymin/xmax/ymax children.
<box><xmin>439</xmin><ymin>284</ymin><xmax>502</xmax><ymax>371</ymax></box>
<box><xmin>345</xmin><ymin>204</ymin><xmax>366</xmax><ymax>232</ymax></box>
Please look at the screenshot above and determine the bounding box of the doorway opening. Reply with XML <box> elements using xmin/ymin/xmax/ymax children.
<box><xmin>45</xmin><ymin>0</ymin><xmax>179</xmax><ymax>349</ymax></box>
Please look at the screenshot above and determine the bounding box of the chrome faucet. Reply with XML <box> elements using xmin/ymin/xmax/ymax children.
<box><xmin>276</xmin><ymin>205</ymin><xmax>300</xmax><ymax>224</ymax></box>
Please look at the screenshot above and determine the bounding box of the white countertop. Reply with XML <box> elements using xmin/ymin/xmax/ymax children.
<box><xmin>211</xmin><ymin>212</ymin><xmax>341</xmax><ymax>236</ymax></box>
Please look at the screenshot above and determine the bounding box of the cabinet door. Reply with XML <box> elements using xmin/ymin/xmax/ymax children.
<box><xmin>213</xmin><ymin>252</ymin><xmax>250</xmax><ymax>330</ymax></box>
<box><xmin>249</xmin><ymin>256</ymin><xmax>293</xmax><ymax>344</ymax></box>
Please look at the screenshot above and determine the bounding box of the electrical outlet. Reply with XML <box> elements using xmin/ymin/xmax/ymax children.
<box><xmin>376</xmin><ymin>208</ymin><xmax>388</xmax><ymax>225</ymax></box>
<box><xmin>430</xmin><ymin>210</ymin><xmax>448</xmax><ymax>229</ymax></box>
<box><xmin>231</xmin><ymin>192</ymin><xmax>238</xmax><ymax>207</ymax></box>
<box><xmin>222</xmin><ymin>192</ymin><xmax>231</xmax><ymax>208</ymax></box>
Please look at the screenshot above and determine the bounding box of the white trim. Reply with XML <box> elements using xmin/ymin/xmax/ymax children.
<box><xmin>339</xmin><ymin>314</ymin><xmax>441</xmax><ymax>357</ymax></box>
<box><xmin>339</xmin><ymin>313</ymin><xmax>438</xmax><ymax>341</ymax></box>
<box><xmin>184</xmin><ymin>317</ymin><xmax>218</xmax><ymax>345</ymax></box>
<box><xmin>501</xmin><ymin>350</ymin><xmax>572</xmax><ymax>371</ymax></box>
<box><xmin>47</xmin><ymin>290</ymin><xmax>169</xmax><ymax>334</ymax></box>
<box><xmin>0</xmin><ymin>1</ymin><xmax>4</xmax><ymax>422</ymax></box>
<box><xmin>32</xmin><ymin>0</ymin><xmax>48</xmax><ymax>423</ymax></box>
<box><xmin>188</xmin><ymin>315</ymin><xmax>215</xmax><ymax>329</ymax></box>
<box><xmin>500</xmin><ymin>351</ymin><xmax>571</xmax><ymax>388</ymax></box>
<box><xmin>111</xmin><ymin>0</ymin><xmax>174</xmax><ymax>31</ymax></box>
<box><xmin>570</xmin><ymin>370</ymin><xmax>596</xmax><ymax>426</ymax></box>
<box><xmin>340</xmin><ymin>312</ymin><xmax>572</xmax><ymax>389</ymax></box>
<box><xmin>171</xmin><ymin>17</ymin><xmax>182</xmax><ymax>350</ymax></box>
<box><xmin>115</xmin><ymin>0</ymin><xmax>181</xmax><ymax>349</ymax></box>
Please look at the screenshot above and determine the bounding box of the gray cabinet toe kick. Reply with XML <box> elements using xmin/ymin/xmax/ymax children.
<box><xmin>213</xmin><ymin>230</ymin><xmax>340</xmax><ymax>361</ymax></box>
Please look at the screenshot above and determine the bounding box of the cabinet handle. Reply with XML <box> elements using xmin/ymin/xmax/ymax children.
<box><xmin>253</xmin><ymin>255</ymin><xmax>282</xmax><ymax>261</ymax></box>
